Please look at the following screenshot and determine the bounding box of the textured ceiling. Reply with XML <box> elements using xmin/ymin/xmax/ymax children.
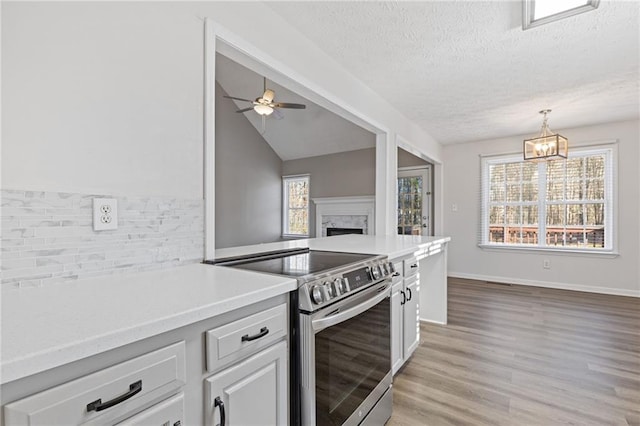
<box><xmin>216</xmin><ymin>54</ymin><xmax>375</xmax><ymax>160</ymax></box>
<box><xmin>268</xmin><ymin>1</ymin><xmax>640</xmax><ymax>144</ymax></box>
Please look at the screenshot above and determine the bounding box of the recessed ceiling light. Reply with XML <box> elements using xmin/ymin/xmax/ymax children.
<box><xmin>523</xmin><ymin>0</ymin><xmax>600</xmax><ymax>30</ymax></box>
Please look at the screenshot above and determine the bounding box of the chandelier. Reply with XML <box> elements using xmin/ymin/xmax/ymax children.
<box><xmin>523</xmin><ymin>109</ymin><xmax>568</xmax><ymax>161</ymax></box>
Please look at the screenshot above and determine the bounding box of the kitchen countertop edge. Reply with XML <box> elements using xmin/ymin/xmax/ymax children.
<box><xmin>1</xmin><ymin>263</ymin><xmax>297</xmax><ymax>385</ymax></box>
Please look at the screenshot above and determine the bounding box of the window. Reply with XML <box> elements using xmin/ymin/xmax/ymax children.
<box><xmin>523</xmin><ymin>0</ymin><xmax>599</xmax><ymax>30</ymax></box>
<box><xmin>282</xmin><ymin>174</ymin><xmax>310</xmax><ymax>237</ymax></box>
<box><xmin>480</xmin><ymin>146</ymin><xmax>615</xmax><ymax>252</ymax></box>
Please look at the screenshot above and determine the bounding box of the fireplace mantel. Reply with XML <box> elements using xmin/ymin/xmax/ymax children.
<box><xmin>312</xmin><ymin>196</ymin><xmax>375</xmax><ymax>237</ymax></box>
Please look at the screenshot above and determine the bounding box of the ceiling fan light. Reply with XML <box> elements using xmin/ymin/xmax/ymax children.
<box><xmin>262</xmin><ymin>89</ymin><xmax>275</xmax><ymax>104</ymax></box>
<box><xmin>254</xmin><ymin>104</ymin><xmax>274</xmax><ymax>116</ymax></box>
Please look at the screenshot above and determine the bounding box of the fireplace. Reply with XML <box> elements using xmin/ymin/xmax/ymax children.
<box><xmin>312</xmin><ymin>196</ymin><xmax>375</xmax><ymax>237</ymax></box>
<box><xmin>326</xmin><ymin>227</ymin><xmax>364</xmax><ymax>237</ymax></box>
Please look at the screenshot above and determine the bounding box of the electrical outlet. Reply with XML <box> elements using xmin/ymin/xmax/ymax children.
<box><xmin>93</xmin><ymin>198</ymin><xmax>118</xmax><ymax>231</ymax></box>
<box><xmin>543</xmin><ymin>259</ymin><xmax>551</xmax><ymax>269</ymax></box>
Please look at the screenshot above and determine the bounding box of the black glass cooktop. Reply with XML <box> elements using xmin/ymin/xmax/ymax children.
<box><xmin>211</xmin><ymin>249</ymin><xmax>375</xmax><ymax>278</ymax></box>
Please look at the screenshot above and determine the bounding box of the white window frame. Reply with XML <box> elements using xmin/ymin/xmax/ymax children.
<box><xmin>282</xmin><ymin>174</ymin><xmax>310</xmax><ymax>238</ymax></box>
<box><xmin>480</xmin><ymin>143</ymin><xmax>617</xmax><ymax>254</ymax></box>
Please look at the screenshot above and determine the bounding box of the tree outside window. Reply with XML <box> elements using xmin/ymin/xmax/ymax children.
<box><xmin>283</xmin><ymin>175</ymin><xmax>309</xmax><ymax>237</ymax></box>
<box><xmin>482</xmin><ymin>147</ymin><xmax>613</xmax><ymax>251</ymax></box>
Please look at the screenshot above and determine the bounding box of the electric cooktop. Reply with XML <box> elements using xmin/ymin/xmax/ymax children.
<box><xmin>208</xmin><ymin>248</ymin><xmax>376</xmax><ymax>278</ymax></box>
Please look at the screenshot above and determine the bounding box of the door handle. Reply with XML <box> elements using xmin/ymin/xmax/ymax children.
<box><xmin>214</xmin><ymin>396</ymin><xmax>226</xmax><ymax>426</ymax></box>
<box><xmin>406</xmin><ymin>287</ymin><xmax>412</xmax><ymax>301</ymax></box>
<box><xmin>400</xmin><ymin>290</ymin><xmax>406</xmax><ymax>306</ymax></box>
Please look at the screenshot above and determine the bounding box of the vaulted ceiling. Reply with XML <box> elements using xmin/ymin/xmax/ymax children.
<box><xmin>267</xmin><ymin>1</ymin><xmax>639</xmax><ymax>145</ymax></box>
<box><xmin>216</xmin><ymin>54</ymin><xmax>376</xmax><ymax>161</ymax></box>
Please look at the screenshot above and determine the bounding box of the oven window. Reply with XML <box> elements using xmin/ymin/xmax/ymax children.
<box><xmin>315</xmin><ymin>297</ymin><xmax>391</xmax><ymax>425</ymax></box>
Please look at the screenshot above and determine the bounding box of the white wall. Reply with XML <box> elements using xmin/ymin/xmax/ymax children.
<box><xmin>2</xmin><ymin>2</ymin><xmax>440</xmax><ymax>200</ymax></box>
<box><xmin>2</xmin><ymin>2</ymin><xmax>204</xmax><ymax>198</ymax></box>
<box><xmin>443</xmin><ymin>119</ymin><xmax>640</xmax><ymax>296</ymax></box>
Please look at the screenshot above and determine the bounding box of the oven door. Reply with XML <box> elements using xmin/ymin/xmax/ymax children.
<box><xmin>301</xmin><ymin>281</ymin><xmax>392</xmax><ymax>426</ymax></box>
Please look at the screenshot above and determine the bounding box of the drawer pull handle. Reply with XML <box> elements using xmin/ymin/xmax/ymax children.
<box><xmin>392</xmin><ymin>272</ymin><xmax>401</xmax><ymax>277</ymax></box>
<box><xmin>86</xmin><ymin>380</ymin><xmax>142</xmax><ymax>412</ymax></box>
<box><xmin>214</xmin><ymin>396</ymin><xmax>226</xmax><ymax>426</ymax></box>
<box><xmin>410</xmin><ymin>264</ymin><xmax>418</xmax><ymax>269</ymax></box>
<box><xmin>241</xmin><ymin>326</ymin><xmax>269</xmax><ymax>342</ymax></box>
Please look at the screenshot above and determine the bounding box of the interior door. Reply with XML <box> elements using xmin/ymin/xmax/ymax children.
<box><xmin>397</xmin><ymin>166</ymin><xmax>432</xmax><ymax>236</ymax></box>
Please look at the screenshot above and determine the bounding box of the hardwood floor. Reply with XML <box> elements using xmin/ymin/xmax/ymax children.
<box><xmin>388</xmin><ymin>278</ymin><xmax>640</xmax><ymax>425</ymax></box>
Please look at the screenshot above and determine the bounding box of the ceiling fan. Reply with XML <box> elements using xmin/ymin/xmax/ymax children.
<box><xmin>224</xmin><ymin>77</ymin><xmax>306</xmax><ymax>133</ymax></box>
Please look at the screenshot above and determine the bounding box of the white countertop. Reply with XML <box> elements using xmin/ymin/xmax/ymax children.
<box><xmin>214</xmin><ymin>234</ymin><xmax>451</xmax><ymax>260</ymax></box>
<box><xmin>1</xmin><ymin>264</ymin><xmax>297</xmax><ymax>385</ymax></box>
<box><xmin>2</xmin><ymin>234</ymin><xmax>449</xmax><ymax>385</ymax></box>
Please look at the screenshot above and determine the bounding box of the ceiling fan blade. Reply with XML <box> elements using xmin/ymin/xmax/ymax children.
<box><xmin>273</xmin><ymin>102</ymin><xmax>306</xmax><ymax>109</ymax></box>
<box><xmin>224</xmin><ymin>95</ymin><xmax>254</xmax><ymax>103</ymax></box>
<box><xmin>272</xmin><ymin>108</ymin><xmax>284</xmax><ymax>120</ymax></box>
<box><xmin>236</xmin><ymin>107</ymin><xmax>254</xmax><ymax>113</ymax></box>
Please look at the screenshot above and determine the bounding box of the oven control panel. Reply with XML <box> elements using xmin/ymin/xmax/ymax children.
<box><xmin>300</xmin><ymin>260</ymin><xmax>395</xmax><ymax>312</ymax></box>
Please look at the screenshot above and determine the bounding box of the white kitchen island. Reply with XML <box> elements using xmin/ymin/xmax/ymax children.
<box><xmin>215</xmin><ymin>234</ymin><xmax>451</xmax><ymax>324</ymax></box>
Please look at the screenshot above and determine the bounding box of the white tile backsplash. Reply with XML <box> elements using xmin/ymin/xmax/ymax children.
<box><xmin>1</xmin><ymin>189</ymin><xmax>204</xmax><ymax>287</ymax></box>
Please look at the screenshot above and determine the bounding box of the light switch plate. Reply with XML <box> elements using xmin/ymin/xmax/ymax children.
<box><xmin>93</xmin><ymin>198</ymin><xmax>118</xmax><ymax>231</ymax></box>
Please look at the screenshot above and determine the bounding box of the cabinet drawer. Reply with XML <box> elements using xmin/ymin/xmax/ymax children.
<box><xmin>116</xmin><ymin>392</ymin><xmax>184</xmax><ymax>426</ymax></box>
<box><xmin>391</xmin><ymin>260</ymin><xmax>403</xmax><ymax>283</ymax></box>
<box><xmin>404</xmin><ymin>256</ymin><xmax>419</xmax><ymax>277</ymax></box>
<box><xmin>4</xmin><ymin>341</ymin><xmax>186</xmax><ymax>426</ymax></box>
<box><xmin>206</xmin><ymin>304</ymin><xmax>287</xmax><ymax>372</ymax></box>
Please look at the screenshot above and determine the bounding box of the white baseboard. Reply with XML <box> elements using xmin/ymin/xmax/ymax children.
<box><xmin>420</xmin><ymin>318</ymin><xmax>447</xmax><ymax>325</ymax></box>
<box><xmin>448</xmin><ymin>271</ymin><xmax>640</xmax><ymax>298</ymax></box>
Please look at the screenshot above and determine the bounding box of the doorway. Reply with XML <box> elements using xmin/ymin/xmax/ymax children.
<box><xmin>397</xmin><ymin>165</ymin><xmax>433</xmax><ymax>236</ymax></box>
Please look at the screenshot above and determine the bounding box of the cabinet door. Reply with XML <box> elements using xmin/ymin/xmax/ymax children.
<box><xmin>391</xmin><ymin>282</ymin><xmax>404</xmax><ymax>375</ymax></box>
<box><xmin>403</xmin><ymin>278</ymin><xmax>420</xmax><ymax>359</ymax></box>
<box><xmin>204</xmin><ymin>341</ymin><xmax>287</xmax><ymax>426</ymax></box>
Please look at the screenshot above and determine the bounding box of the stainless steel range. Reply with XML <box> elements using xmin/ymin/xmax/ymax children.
<box><xmin>212</xmin><ymin>248</ymin><xmax>395</xmax><ymax>426</ymax></box>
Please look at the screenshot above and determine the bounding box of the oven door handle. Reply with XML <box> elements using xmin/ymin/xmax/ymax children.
<box><xmin>312</xmin><ymin>282</ymin><xmax>391</xmax><ymax>333</ymax></box>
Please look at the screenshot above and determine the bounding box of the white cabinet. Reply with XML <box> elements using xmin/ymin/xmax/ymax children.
<box><xmin>390</xmin><ymin>255</ymin><xmax>420</xmax><ymax>375</ymax></box>
<box><xmin>204</xmin><ymin>302</ymin><xmax>288</xmax><ymax>426</ymax></box>
<box><xmin>390</xmin><ymin>281</ymin><xmax>404</xmax><ymax>374</ymax></box>
<box><xmin>1</xmin><ymin>295</ymin><xmax>289</xmax><ymax>426</ymax></box>
<box><xmin>403</xmin><ymin>276</ymin><xmax>420</xmax><ymax>358</ymax></box>
<box><xmin>4</xmin><ymin>342</ymin><xmax>186</xmax><ymax>426</ymax></box>
<box><xmin>204</xmin><ymin>340</ymin><xmax>287</xmax><ymax>426</ymax></box>
<box><xmin>205</xmin><ymin>304</ymin><xmax>287</xmax><ymax>373</ymax></box>
<box><xmin>116</xmin><ymin>393</ymin><xmax>184</xmax><ymax>426</ymax></box>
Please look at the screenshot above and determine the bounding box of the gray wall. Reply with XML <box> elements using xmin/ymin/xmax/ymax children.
<box><xmin>398</xmin><ymin>147</ymin><xmax>430</xmax><ymax>167</ymax></box>
<box><xmin>283</xmin><ymin>148</ymin><xmax>376</xmax><ymax>237</ymax></box>
<box><xmin>215</xmin><ymin>83</ymin><xmax>283</xmax><ymax>248</ymax></box>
